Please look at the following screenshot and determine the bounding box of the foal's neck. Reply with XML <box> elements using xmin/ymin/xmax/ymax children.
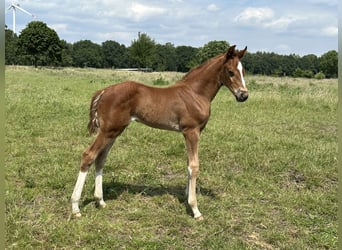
<box><xmin>178</xmin><ymin>55</ymin><xmax>224</xmax><ymax>102</ymax></box>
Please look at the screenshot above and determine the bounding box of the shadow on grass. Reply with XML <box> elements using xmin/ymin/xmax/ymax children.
<box><xmin>83</xmin><ymin>181</ymin><xmax>216</xmax><ymax>217</ymax></box>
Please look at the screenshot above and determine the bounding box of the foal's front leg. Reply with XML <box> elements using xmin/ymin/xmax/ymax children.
<box><xmin>183</xmin><ymin>128</ymin><xmax>203</xmax><ymax>220</ymax></box>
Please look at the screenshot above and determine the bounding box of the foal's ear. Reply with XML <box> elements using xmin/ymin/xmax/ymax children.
<box><xmin>237</xmin><ymin>46</ymin><xmax>247</xmax><ymax>59</ymax></box>
<box><xmin>225</xmin><ymin>45</ymin><xmax>236</xmax><ymax>61</ymax></box>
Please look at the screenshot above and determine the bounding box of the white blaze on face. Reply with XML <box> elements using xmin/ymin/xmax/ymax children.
<box><xmin>237</xmin><ymin>62</ymin><xmax>246</xmax><ymax>88</ymax></box>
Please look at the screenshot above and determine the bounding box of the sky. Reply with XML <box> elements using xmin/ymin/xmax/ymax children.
<box><xmin>5</xmin><ymin>0</ymin><xmax>338</xmax><ymax>56</ymax></box>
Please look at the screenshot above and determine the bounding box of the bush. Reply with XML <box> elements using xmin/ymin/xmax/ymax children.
<box><xmin>293</xmin><ymin>68</ymin><xmax>304</xmax><ymax>78</ymax></box>
<box><xmin>152</xmin><ymin>77</ymin><xmax>169</xmax><ymax>86</ymax></box>
<box><xmin>314</xmin><ymin>71</ymin><xmax>326</xmax><ymax>80</ymax></box>
<box><xmin>302</xmin><ymin>70</ymin><xmax>314</xmax><ymax>78</ymax></box>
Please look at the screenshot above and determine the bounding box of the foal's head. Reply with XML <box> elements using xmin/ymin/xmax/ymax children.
<box><xmin>221</xmin><ymin>45</ymin><xmax>248</xmax><ymax>102</ymax></box>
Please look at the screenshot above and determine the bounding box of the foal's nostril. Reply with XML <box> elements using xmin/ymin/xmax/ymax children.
<box><xmin>237</xmin><ymin>91</ymin><xmax>248</xmax><ymax>102</ymax></box>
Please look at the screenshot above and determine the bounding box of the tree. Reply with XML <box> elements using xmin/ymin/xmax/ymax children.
<box><xmin>282</xmin><ymin>54</ymin><xmax>300</xmax><ymax>76</ymax></box>
<box><xmin>301</xmin><ymin>54</ymin><xmax>319</xmax><ymax>74</ymax></box>
<box><xmin>102</xmin><ymin>40</ymin><xmax>129</xmax><ymax>68</ymax></box>
<box><xmin>60</xmin><ymin>40</ymin><xmax>73</xmax><ymax>67</ymax></box>
<box><xmin>153</xmin><ymin>42</ymin><xmax>177</xmax><ymax>71</ymax></box>
<box><xmin>319</xmin><ymin>50</ymin><xmax>338</xmax><ymax>78</ymax></box>
<box><xmin>242</xmin><ymin>51</ymin><xmax>302</xmax><ymax>76</ymax></box>
<box><xmin>5</xmin><ymin>27</ymin><xmax>18</xmax><ymax>65</ymax></box>
<box><xmin>129</xmin><ymin>32</ymin><xmax>156</xmax><ymax>68</ymax></box>
<box><xmin>175</xmin><ymin>46</ymin><xmax>198</xmax><ymax>72</ymax></box>
<box><xmin>72</xmin><ymin>40</ymin><xmax>103</xmax><ymax>68</ymax></box>
<box><xmin>17</xmin><ymin>21</ymin><xmax>62</xmax><ymax>67</ymax></box>
<box><xmin>196</xmin><ymin>40</ymin><xmax>230</xmax><ymax>63</ymax></box>
<box><xmin>243</xmin><ymin>51</ymin><xmax>271</xmax><ymax>75</ymax></box>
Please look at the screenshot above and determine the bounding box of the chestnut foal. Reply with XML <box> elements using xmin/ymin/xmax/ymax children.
<box><xmin>71</xmin><ymin>45</ymin><xmax>248</xmax><ymax>220</ymax></box>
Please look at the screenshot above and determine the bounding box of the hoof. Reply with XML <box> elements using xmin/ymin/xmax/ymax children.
<box><xmin>96</xmin><ymin>200</ymin><xmax>107</xmax><ymax>209</ymax></box>
<box><xmin>195</xmin><ymin>215</ymin><xmax>204</xmax><ymax>221</ymax></box>
<box><xmin>73</xmin><ymin>212</ymin><xmax>82</xmax><ymax>218</ymax></box>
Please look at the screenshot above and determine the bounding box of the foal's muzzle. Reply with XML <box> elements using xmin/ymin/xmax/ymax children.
<box><xmin>235</xmin><ymin>89</ymin><xmax>248</xmax><ymax>102</ymax></box>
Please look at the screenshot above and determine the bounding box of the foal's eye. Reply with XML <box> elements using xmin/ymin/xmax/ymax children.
<box><xmin>227</xmin><ymin>71</ymin><xmax>234</xmax><ymax>77</ymax></box>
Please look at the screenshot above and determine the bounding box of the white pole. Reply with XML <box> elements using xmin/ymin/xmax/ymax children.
<box><xmin>12</xmin><ymin>7</ymin><xmax>16</xmax><ymax>34</ymax></box>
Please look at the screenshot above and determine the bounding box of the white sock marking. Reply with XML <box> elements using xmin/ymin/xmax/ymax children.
<box><xmin>71</xmin><ymin>171</ymin><xmax>88</xmax><ymax>213</ymax></box>
<box><xmin>188</xmin><ymin>167</ymin><xmax>192</xmax><ymax>176</ymax></box>
<box><xmin>94</xmin><ymin>169</ymin><xmax>103</xmax><ymax>199</ymax></box>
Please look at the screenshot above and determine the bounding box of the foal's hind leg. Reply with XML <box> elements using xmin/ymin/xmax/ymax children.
<box><xmin>71</xmin><ymin>131</ymin><xmax>116</xmax><ymax>217</ymax></box>
<box><xmin>94</xmin><ymin>139</ymin><xmax>115</xmax><ymax>209</ymax></box>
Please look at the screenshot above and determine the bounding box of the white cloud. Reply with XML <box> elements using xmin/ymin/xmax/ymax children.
<box><xmin>12</xmin><ymin>0</ymin><xmax>57</xmax><ymax>11</ymax></box>
<box><xmin>275</xmin><ymin>44</ymin><xmax>291</xmax><ymax>52</ymax></box>
<box><xmin>207</xmin><ymin>4</ymin><xmax>219</xmax><ymax>12</ymax></box>
<box><xmin>307</xmin><ymin>0</ymin><xmax>338</xmax><ymax>6</ymax></box>
<box><xmin>234</xmin><ymin>7</ymin><xmax>274</xmax><ymax>24</ymax></box>
<box><xmin>235</xmin><ymin>7</ymin><xmax>319</xmax><ymax>35</ymax></box>
<box><xmin>48</xmin><ymin>23</ymin><xmax>68</xmax><ymax>33</ymax></box>
<box><xmin>234</xmin><ymin>7</ymin><xmax>298</xmax><ymax>32</ymax></box>
<box><xmin>129</xmin><ymin>3</ymin><xmax>166</xmax><ymax>21</ymax></box>
<box><xmin>264</xmin><ymin>16</ymin><xmax>299</xmax><ymax>30</ymax></box>
<box><xmin>322</xmin><ymin>26</ymin><xmax>338</xmax><ymax>36</ymax></box>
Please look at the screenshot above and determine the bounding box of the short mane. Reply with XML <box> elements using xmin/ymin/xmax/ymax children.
<box><xmin>181</xmin><ymin>53</ymin><xmax>225</xmax><ymax>81</ymax></box>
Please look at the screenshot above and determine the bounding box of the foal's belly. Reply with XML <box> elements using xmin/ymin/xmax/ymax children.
<box><xmin>130</xmin><ymin>114</ymin><xmax>181</xmax><ymax>132</ymax></box>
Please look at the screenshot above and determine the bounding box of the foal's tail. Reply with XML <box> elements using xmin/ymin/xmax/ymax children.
<box><xmin>88</xmin><ymin>90</ymin><xmax>105</xmax><ymax>135</ymax></box>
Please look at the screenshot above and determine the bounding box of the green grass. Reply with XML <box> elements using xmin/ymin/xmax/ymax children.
<box><xmin>5</xmin><ymin>66</ymin><xmax>337</xmax><ymax>249</ymax></box>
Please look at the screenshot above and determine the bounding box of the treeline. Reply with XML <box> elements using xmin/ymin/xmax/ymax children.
<box><xmin>5</xmin><ymin>21</ymin><xmax>338</xmax><ymax>78</ymax></box>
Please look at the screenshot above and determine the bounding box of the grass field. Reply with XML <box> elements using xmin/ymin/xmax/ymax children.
<box><xmin>5</xmin><ymin>66</ymin><xmax>337</xmax><ymax>249</ymax></box>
